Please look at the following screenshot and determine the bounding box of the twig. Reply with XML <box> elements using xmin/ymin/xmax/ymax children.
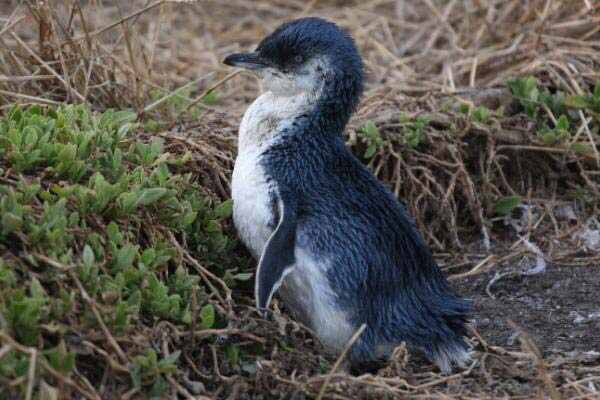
<box><xmin>0</xmin><ymin>89</ymin><xmax>61</xmax><ymax>105</ymax></box>
<box><xmin>0</xmin><ymin>344</ymin><xmax>12</xmax><ymax>359</ymax></box>
<box><xmin>10</xmin><ymin>32</ymin><xmax>85</xmax><ymax>102</ymax></box>
<box><xmin>178</xmin><ymin>327</ymin><xmax>266</xmax><ymax>344</ymax></box>
<box><xmin>316</xmin><ymin>323</ymin><xmax>367</xmax><ymax>400</ymax></box>
<box><xmin>449</xmin><ymin>255</ymin><xmax>496</xmax><ymax>281</ymax></box>
<box><xmin>0</xmin><ymin>16</ymin><xmax>25</xmax><ymax>37</ymax></box>
<box><xmin>143</xmin><ymin>72</ymin><xmax>214</xmax><ymax>113</ymax></box>
<box><xmin>64</xmin><ymin>0</ymin><xmax>167</xmax><ymax>44</ymax></box>
<box><xmin>25</xmin><ymin>348</ymin><xmax>36</xmax><ymax>400</ymax></box>
<box><xmin>172</xmin><ymin>70</ymin><xmax>242</xmax><ymax>126</ymax></box>
<box><xmin>168</xmin><ymin>231</ymin><xmax>232</xmax><ymax>309</ymax></box>
<box><xmin>508</xmin><ymin>320</ymin><xmax>563</xmax><ymax>400</ymax></box>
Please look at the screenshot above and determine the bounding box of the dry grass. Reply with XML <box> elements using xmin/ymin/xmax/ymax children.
<box><xmin>1</xmin><ymin>0</ymin><xmax>599</xmax><ymax>399</ymax></box>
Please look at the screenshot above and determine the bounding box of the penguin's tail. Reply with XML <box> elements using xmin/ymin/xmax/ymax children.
<box><xmin>430</xmin><ymin>339</ymin><xmax>472</xmax><ymax>374</ymax></box>
<box><xmin>424</xmin><ymin>294</ymin><xmax>473</xmax><ymax>374</ymax></box>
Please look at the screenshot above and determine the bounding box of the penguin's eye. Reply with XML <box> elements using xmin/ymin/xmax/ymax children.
<box><xmin>294</xmin><ymin>55</ymin><xmax>303</xmax><ymax>64</ymax></box>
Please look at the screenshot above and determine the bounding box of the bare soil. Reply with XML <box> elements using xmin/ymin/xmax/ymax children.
<box><xmin>459</xmin><ymin>263</ymin><xmax>600</xmax><ymax>357</ymax></box>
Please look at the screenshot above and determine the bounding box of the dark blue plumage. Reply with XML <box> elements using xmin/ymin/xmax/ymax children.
<box><xmin>225</xmin><ymin>17</ymin><xmax>471</xmax><ymax>372</ymax></box>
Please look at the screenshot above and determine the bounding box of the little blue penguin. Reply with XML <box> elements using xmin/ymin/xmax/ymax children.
<box><xmin>223</xmin><ymin>17</ymin><xmax>471</xmax><ymax>373</ymax></box>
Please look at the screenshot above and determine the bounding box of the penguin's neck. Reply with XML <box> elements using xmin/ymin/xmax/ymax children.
<box><xmin>237</xmin><ymin>83</ymin><xmax>353</xmax><ymax>152</ymax></box>
<box><xmin>237</xmin><ymin>90</ymin><xmax>314</xmax><ymax>151</ymax></box>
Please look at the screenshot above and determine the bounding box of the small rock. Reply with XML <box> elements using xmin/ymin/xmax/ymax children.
<box><xmin>477</xmin><ymin>318</ymin><xmax>490</xmax><ymax>328</ymax></box>
<box><xmin>587</xmin><ymin>310</ymin><xmax>600</xmax><ymax>320</ymax></box>
<box><xmin>554</xmin><ymin>204</ymin><xmax>577</xmax><ymax>223</ymax></box>
<box><xmin>570</xmin><ymin>311</ymin><xmax>586</xmax><ymax>324</ymax></box>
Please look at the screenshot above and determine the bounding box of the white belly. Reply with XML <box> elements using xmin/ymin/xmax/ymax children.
<box><xmin>280</xmin><ymin>248</ymin><xmax>354</xmax><ymax>353</ymax></box>
<box><xmin>231</xmin><ymin>147</ymin><xmax>273</xmax><ymax>259</ymax></box>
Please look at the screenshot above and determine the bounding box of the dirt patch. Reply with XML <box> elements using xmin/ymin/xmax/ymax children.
<box><xmin>459</xmin><ymin>263</ymin><xmax>600</xmax><ymax>356</ymax></box>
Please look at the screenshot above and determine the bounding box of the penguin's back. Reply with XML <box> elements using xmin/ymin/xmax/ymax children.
<box><xmin>262</xmin><ymin>140</ymin><xmax>471</xmax><ymax>370</ymax></box>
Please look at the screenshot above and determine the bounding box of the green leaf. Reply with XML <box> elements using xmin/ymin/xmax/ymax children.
<box><xmin>226</xmin><ymin>344</ymin><xmax>240</xmax><ymax>366</ymax></box>
<box><xmin>472</xmin><ymin>106</ymin><xmax>491</xmax><ymax>123</ymax></box>
<box><xmin>140</xmin><ymin>248</ymin><xmax>156</xmax><ymax>268</ymax></box>
<box><xmin>44</xmin><ymin>345</ymin><xmax>76</xmax><ymax>374</ymax></box>
<box><xmin>119</xmin><ymin>191</ymin><xmax>139</xmax><ymax>213</ymax></box>
<box><xmin>202</xmin><ymin>91</ymin><xmax>219</xmax><ymax>105</ymax></box>
<box><xmin>204</xmin><ymin>220</ymin><xmax>221</xmax><ymax>233</ymax></box>
<box><xmin>364</xmin><ymin>144</ymin><xmax>377</xmax><ymax>158</ymax></box>
<box><xmin>182</xmin><ymin>210</ymin><xmax>198</xmax><ymax>226</ymax></box>
<box><xmin>458</xmin><ymin>103</ymin><xmax>470</xmax><ymax>114</ymax></box>
<box><xmin>233</xmin><ymin>272</ymin><xmax>253</xmax><ymax>281</ymax></box>
<box><xmin>82</xmin><ymin>245</ymin><xmax>95</xmax><ymax>268</ymax></box>
<box><xmin>571</xmin><ymin>142</ymin><xmax>592</xmax><ymax>155</ymax></box>
<box><xmin>564</xmin><ymin>95</ymin><xmax>589</xmax><ymax>109</ymax></box>
<box><xmin>112</xmin><ymin>244</ymin><xmax>138</xmax><ymax>271</ymax></box>
<box><xmin>31</xmin><ymin>277</ymin><xmax>47</xmax><ymax>300</ymax></box>
<box><xmin>129</xmin><ymin>363</ymin><xmax>142</xmax><ymax>389</ymax></box>
<box><xmin>363</xmin><ymin>120</ymin><xmax>379</xmax><ymax>137</ymax></box>
<box><xmin>213</xmin><ymin>199</ymin><xmax>233</xmax><ymax>219</ymax></box>
<box><xmin>149</xmin><ymin>376</ymin><xmax>169</xmax><ymax>398</ymax></box>
<box><xmin>199</xmin><ymin>304</ymin><xmax>215</xmax><ymax>329</ymax></box>
<box><xmin>106</xmin><ymin>222</ymin><xmax>122</xmax><ymax>244</ymax></box>
<box><xmin>358</xmin><ymin>120</ymin><xmax>384</xmax><ymax>156</ymax></box>
<box><xmin>556</xmin><ymin>115</ymin><xmax>569</xmax><ymax>131</ymax></box>
<box><xmin>112</xmin><ymin>110</ymin><xmax>138</xmax><ymax>125</ymax></box>
<box><xmin>0</xmin><ymin>262</ymin><xmax>17</xmax><ymax>286</ymax></box>
<box><xmin>58</xmin><ymin>143</ymin><xmax>76</xmax><ymax>163</ymax></box>
<box><xmin>507</xmin><ymin>76</ymin><xmax>540</xmax><ymax>117</ymax></box>
<box><xmin>181</xmin><ymin>308</ymin><xmax>192</xmax><ymax>325</ymax></box>
<box><xmin>1</xmin><ymin>212</ymin><xmax>22</xmax><ymax>235</ymax></box>
<box><xmin>494</xmin><ymin>196</ymin><xmax>521</xmax><ymax>216</ymax></box>
<box><xmin>136</xmin><ymin>188</ymin><xmax>168</xmax><ymax>207</ymax></box>
<box><xmin>158</xmin><ymin>350</ymin><xmax>180</xmax><ymax>372</ymax></box>
<box><xmin>540</xmin><ymin>130</ymin><xmax>558</xmax><ymax>145</ymax></box>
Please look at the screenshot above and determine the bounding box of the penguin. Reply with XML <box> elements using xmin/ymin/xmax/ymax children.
<box><xmin>223</xmin><ymin>17</ymin><xmax>471</xmax><ymax>373</ymax></box>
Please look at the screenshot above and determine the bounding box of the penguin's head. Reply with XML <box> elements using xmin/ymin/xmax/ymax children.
<box><xmin>224</xmin><ymin>17</ymin><xmax>363</xmax><ymax>105</ymax></box>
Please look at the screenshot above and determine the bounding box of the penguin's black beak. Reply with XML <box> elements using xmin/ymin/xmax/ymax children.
<box><xmin>223</xmin><ymin>52</ymin><xmax>268</xmax><ymax>70</ymax></box>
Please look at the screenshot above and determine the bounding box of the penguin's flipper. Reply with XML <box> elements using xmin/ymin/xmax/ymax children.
<box><xmin>255</xmin><ymin>191</ymin><xmax>297</xmax><ymax>316</ymax></box>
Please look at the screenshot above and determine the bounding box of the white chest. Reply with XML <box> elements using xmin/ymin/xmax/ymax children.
<box><xmin>231</xmin><ymin>91</ymin><xmax>354</xmax><ymax>352</ymax></box>
<box><xmin>231</xmin><ymin>92</ymin><xmax>310</xmax><ymax>257</ymax></box>
<box><xmin>231</xmin><ymin>147</ymin><xmax>273</xmax><ymax>258</ymax></box>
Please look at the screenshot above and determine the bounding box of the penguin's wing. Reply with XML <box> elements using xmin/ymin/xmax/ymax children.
<box><xmin>255</xmin><ymin>191</ymin><xmax>297</xmax><ymax>315</ymax></box>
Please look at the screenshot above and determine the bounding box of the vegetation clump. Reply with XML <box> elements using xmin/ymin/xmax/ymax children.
<box><xmin>0</xmin><ymin>105</ymin><xmax>246</xmax><ymax>398</ymax></box>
